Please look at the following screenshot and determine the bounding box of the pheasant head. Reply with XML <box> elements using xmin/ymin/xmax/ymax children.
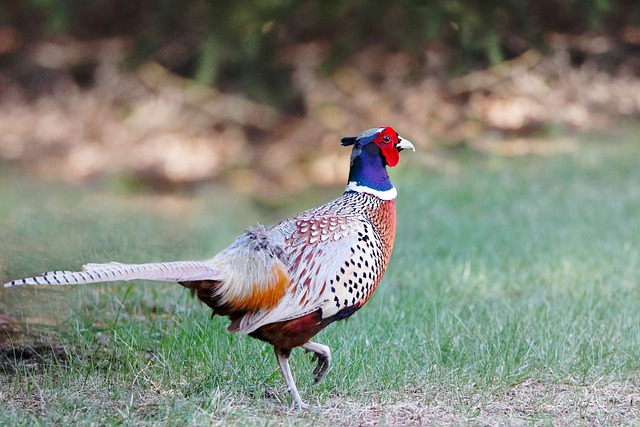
<box><xmin>341</xmin><ymin>126</ymin><xmax>415</xmax><ymax>200</ymax></box>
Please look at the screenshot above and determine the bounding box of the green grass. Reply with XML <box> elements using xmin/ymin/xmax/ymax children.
<box><xmin>2</xmin><ymin>126</ymin><xmax>640</xmax><ymax>425</ymax></box>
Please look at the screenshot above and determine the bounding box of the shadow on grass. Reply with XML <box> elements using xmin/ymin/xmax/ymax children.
<box><xmin>0</xmin><ymin>338</ymin><xmax>70</xmax><ymax>374</ymax></box>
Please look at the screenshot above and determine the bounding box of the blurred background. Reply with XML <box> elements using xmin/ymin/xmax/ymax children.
<box><xmin>0</xmin><ymin>0</ymin><xmax>639</xmax><ymax>198</ymax></box>
<box><xmin>2</xmin><ymin>5</ymin><xmax>640</xmax><ymax>422</ymax></box>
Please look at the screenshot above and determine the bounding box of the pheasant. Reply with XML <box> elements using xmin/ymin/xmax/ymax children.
<box><xmin>4</xmin><ymin>126</ymin><xmax>414</xmax><ymax>409</ymax></box>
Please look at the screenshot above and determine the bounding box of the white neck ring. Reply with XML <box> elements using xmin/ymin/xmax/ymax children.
<box><xmin>346</xmin><ymin>181</ymin><xmax>397</xmax><ymax>200</ymax></box>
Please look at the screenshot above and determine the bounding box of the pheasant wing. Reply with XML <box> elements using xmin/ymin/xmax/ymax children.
<box><xmin>233</xmin><ymin>213</ymin><xmax>377</xmax><ymax>333</ymax></box>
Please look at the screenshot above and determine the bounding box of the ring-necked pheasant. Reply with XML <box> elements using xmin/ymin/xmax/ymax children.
<box><xmin>4</xmin><ymin>126</ymin><xmax>414</xmax><ymax>409</ymax></box>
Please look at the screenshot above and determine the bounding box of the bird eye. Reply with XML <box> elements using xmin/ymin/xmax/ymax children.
<box><xmin>383</xmin><ymin>135</ymin><xmax>390</xmax><ymax>143</ymax></box>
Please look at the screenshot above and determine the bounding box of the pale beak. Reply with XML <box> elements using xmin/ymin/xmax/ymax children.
<box><xmin>396</xmin><ymin>136</ymin><xmax>415</xmax><ymax>152</ymax></box>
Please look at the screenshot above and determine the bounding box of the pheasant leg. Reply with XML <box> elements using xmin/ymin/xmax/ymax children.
<box><xmin>302</xmin><ymin>341</ymin><xmax>332</xmax><ymax>384</ymax></box>
<box><xmin>274</xmin><ymin>346</ymin><xmax>308</xmax><ymax>410</ymax></box>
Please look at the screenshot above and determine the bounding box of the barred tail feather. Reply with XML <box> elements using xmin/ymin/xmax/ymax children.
<box><xmin>3</xmin><ymin>261</ymin><xmax>221</xmax><ymax>288</ymax></box>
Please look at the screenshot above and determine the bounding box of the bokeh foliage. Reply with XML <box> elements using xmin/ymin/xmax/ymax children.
<box><xmin>2</xmin><ymin>0</ymin><xmax>639</xmax><ymax>105</ymax></box>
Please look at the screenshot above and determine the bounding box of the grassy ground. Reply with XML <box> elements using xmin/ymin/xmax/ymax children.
<box><xmin>1</xmin><ymin>126</ymin><xmax>640</xmax><ymax>425</ymax></box>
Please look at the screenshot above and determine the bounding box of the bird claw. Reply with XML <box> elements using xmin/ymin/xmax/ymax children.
<box><xmin>291</xmin><ymin>400</ymin><xmax>310</xmax><ymax>411</ymax></box>
<box><xmin>308</xmin><ymin>351</ymin><xmax>330</xmax><ymax>384</ymax></box>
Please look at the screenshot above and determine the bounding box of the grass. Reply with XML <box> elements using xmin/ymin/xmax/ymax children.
<box><xmin>1</xmin><ymin>125</ymin><xmax>640</xmax><ymax>425</ymax></box>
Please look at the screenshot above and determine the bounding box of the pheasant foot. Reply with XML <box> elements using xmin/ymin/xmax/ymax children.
<box><xmin>302</xmin><ymin>341</ymin><xmax>332</xmax><ymax>384</ymax></box>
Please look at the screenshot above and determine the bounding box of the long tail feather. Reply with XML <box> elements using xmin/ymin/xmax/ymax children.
<box><xmin>4</xmin><ymin>261</ymin><xmax>221</xmax><ymax>288</ymax></box>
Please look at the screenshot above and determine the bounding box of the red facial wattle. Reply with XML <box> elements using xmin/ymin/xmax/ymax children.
<box><xmin>373</xmin><ymin>127</ymin><xmax>401</xmax><ymax>167</ymax></box>
<box><xmin>380</xmin><ymin>144</ymin><xmax>400</xmax><ymax>167</ymax></box>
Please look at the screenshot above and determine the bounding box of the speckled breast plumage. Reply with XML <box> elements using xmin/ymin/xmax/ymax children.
<box><xmin>279</xmin><ymin>191</ymin><xmax>396</xmax><ymax>321</ymax></box>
